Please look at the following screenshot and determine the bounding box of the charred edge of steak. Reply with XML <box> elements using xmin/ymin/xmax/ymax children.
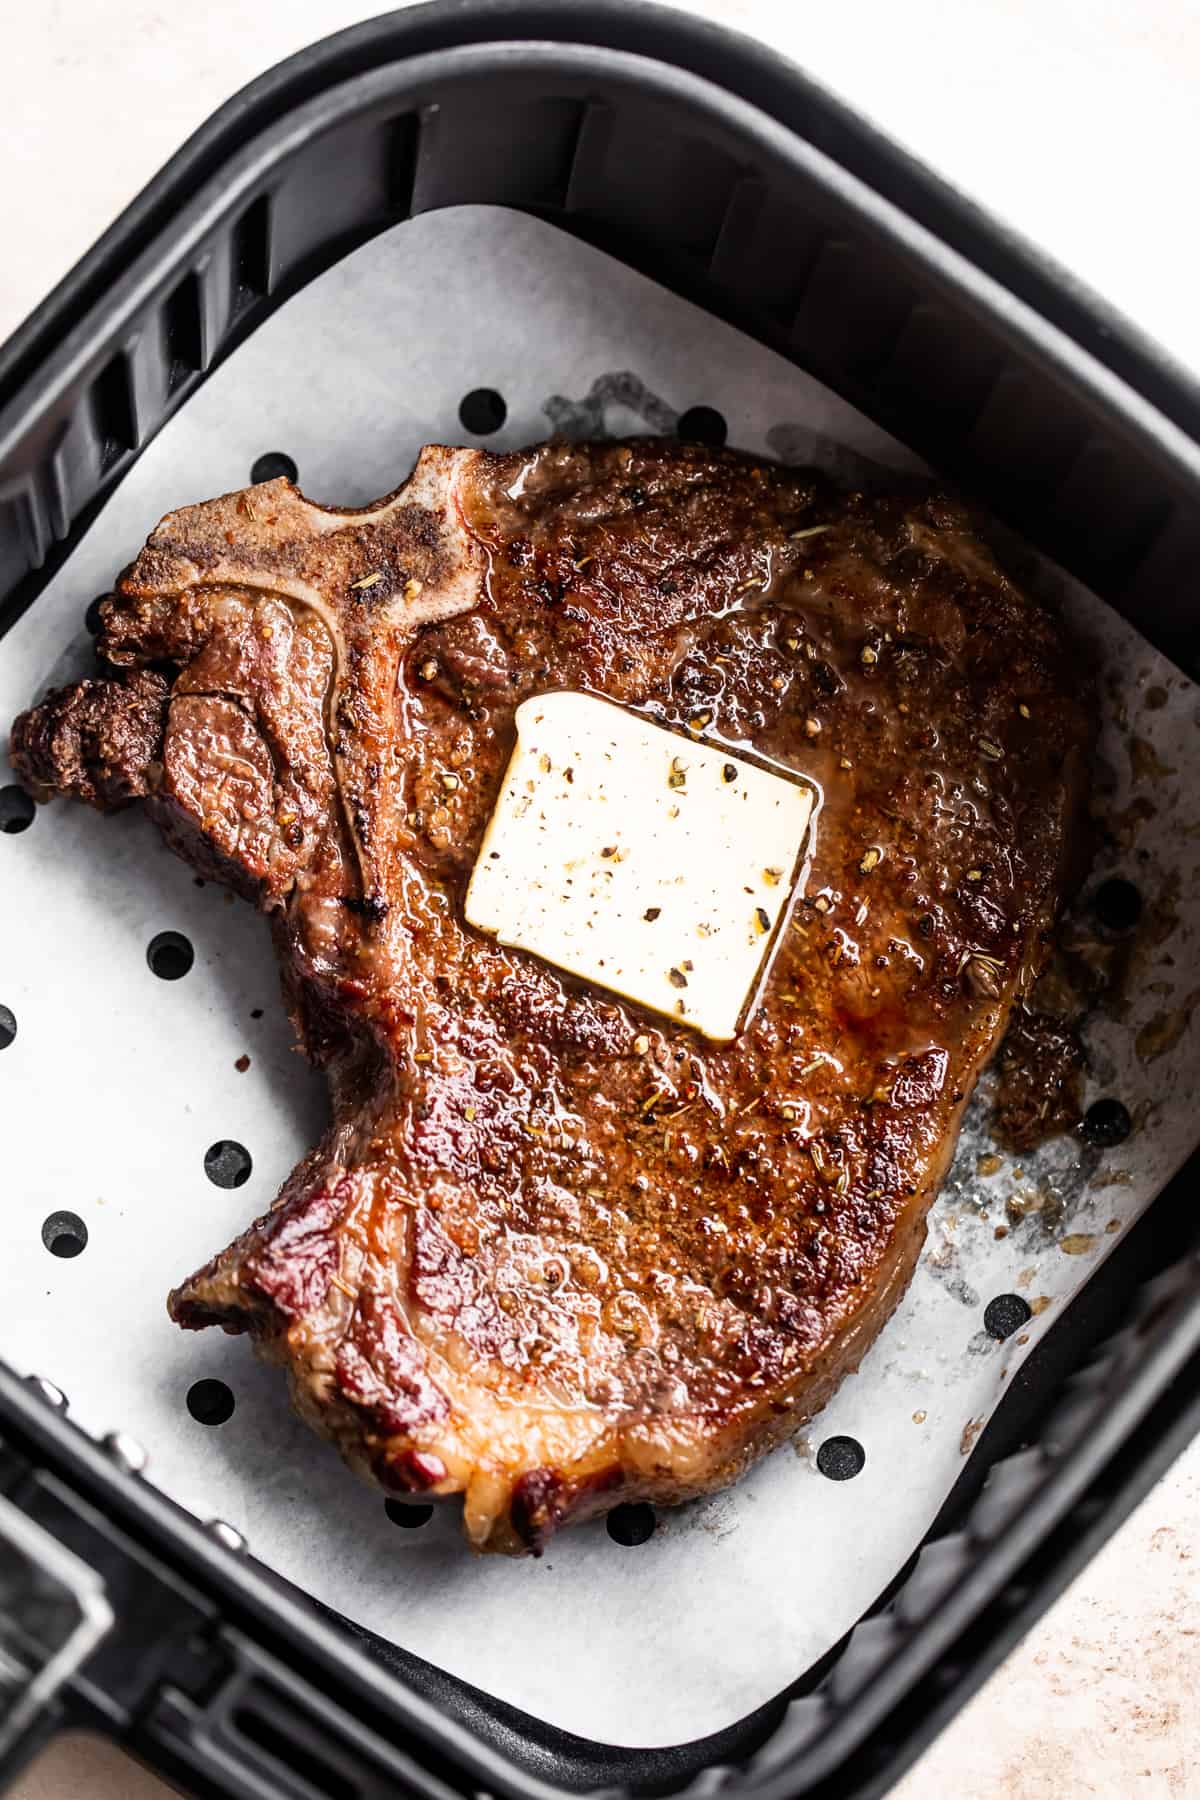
<box><xmin>168</xmin><ymin>1168</ymin><xmax>353</xmax><ymax>1333</ymax></box>
<box><xmin>10</xmin><ymin>669</ymin><xmax>169</xmax><ymax>810</ymax></box>
<box><xmin>509</xmin><ymin>1467</ymin><xmax>568</xmax><ymax>1554</ymax></box>
<box><xmin>509</xmin><ymin>1465</ymin><xmax>626</xmax><ymax>1555</ymax></box>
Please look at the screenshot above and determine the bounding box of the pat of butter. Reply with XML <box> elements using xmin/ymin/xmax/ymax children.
<box><xmin>465</xmin><ymin>692</ymin><xmax>813</xmax><ymax>1041</ymax></box>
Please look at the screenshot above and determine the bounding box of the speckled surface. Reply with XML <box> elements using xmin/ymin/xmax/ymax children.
<box><xmin>4</xmin><ymin>0</ymin><xmax>1198</xmax><ymax>1794</ymax></box>
<box><xmin>894</xmin><ymin>1441</ymin><xmax>1200</xmax><ymax>1799</ymax></box>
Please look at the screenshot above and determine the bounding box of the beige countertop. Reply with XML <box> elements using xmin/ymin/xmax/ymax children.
<box><xmin>4</xmin><ymin>2</ymin><xmax>1198</xmax><ymax>1795</ymax></box>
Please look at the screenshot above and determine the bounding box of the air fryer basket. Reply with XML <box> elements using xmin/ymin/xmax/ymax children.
<box><xmin>1</xmin><ymin>4</ymin><xmax>1198</xmax><ymax>1796</ymax></box>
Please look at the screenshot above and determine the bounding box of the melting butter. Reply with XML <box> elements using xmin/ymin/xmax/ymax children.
<box><xmin>465</xmin><ymin>692</ymin><xmax>813</xmax><ymax>1041</ymax></box>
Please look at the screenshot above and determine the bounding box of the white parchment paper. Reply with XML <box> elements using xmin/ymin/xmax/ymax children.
<box><xmin>1</xmin><ymin>208</ymin><xmax>1196</xmax><ymax>1747</ymax></box>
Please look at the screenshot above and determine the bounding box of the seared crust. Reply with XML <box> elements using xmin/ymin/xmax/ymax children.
<box><xmin>10</xmin><ymin>441</ymin><xmax>1093</xmax><ymax>1551</ymax></box>
<box><xmin>11</xmin><ymin>668</ymin><xmax>168</xmax><ymax>809</ymax></box>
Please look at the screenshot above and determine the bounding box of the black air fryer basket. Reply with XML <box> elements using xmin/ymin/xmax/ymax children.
<box><xmin>1</xmin><ymin>5</ymin><xmax>1198</xmax><ymax>1795</ymax></box>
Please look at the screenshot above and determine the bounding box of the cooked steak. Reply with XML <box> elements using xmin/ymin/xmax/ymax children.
<box><xmin>11</xmin><ymin>442</ymin><xmax>1092</xmax><ymax>1552</ymax></box>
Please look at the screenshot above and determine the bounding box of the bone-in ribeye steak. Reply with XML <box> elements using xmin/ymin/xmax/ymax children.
<box><xmin>11</xmin><ymin>442</ymin><xmax>1091</xmax><ymax>1552</ymax></box>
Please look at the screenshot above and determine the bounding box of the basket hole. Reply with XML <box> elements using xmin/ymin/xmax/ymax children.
<box><xmin>147</xmin><ymin>931</ymin><xmax>194</xmax><ymax>980</ymax></box>
<box><xmin>187</xmin><ymin>1378</ymin><xmax>235</xmax><ymax>1426</ymax></box>
<box><xmin>1081</xmin><ymin>1098</ymin><xmax>1132</xmax><ymax>1149</ymax></box>
<box><xmin>1092</xmin><ymin>877</ymin><xmax>1142</xmax><ymax>935</ymax></box>
<box><xmin>250</xmin><ymin>452</ymin><xmax>297</xmax><ymax>484</ymax></box>
<box><xmin>0</xmin><ymin>788</ymin><xmax>35</xmax><ymax>835</ymax></box>
<box><xmin>817</xmin><ymin>1435</ymin><xmax>865</xmax><ymax>1481</ymax></box>
<box><xmin>204</xmin><ymin>1140</ymin><xmax>252</xmax><ymax>1188</ymax></box>
<box><xmin>0</xmin><ymin>1005</ymin><xmax>16</xmax><ymax>1049</ymax></box>
<box><xmin>983</xmin><ymin>1293</ymin><xmax>1032</xmax><ymax>1340</ymax></box>
<box><xmin>384</xmin><ymin>1499</ymin><xmax>433</xmax><ymax>1529</ymax></box>
<box><xmin>676</xmin><ymin>405</ymin><xmax>727</xmax><ymax>447</ymax></box>
<box><xmin>42</xmin><ymin>1211</ymin><xmax>87</xmax><ymax>1259</ymax></box>
<box><xmin>458</xmin><ymin>389</ymin><xmax>507</xmax><ymax>435</ymax></box>
<box><xmin>606</xmin><ymin>1502</ymin><xmax>656</xmax><ymax>1545</ymax></box>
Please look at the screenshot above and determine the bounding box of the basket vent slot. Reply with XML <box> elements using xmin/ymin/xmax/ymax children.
<box><xmin>878</xmin><ymin>302</ymin><xmax>1004</xmax><ymax>432</ymax></box>
<box><xmin>790</xmin><ymin>240</ymin><xmax>914</xmax><ymax>382</ymax></box>
<box><xmin>530</xmin><ymin>98</ymin><xmax>589</xmax><ymax>210</ymax></box>
<box><xmin>967</xmin><ymin>366</ymin><xmax>1084</xmax><ymax>503</ymax></box>
<box><xmin>567</xmin><ymin>108</ymin><xmax>745</xmax><ymax>263</ymax></box>
<box><xmin>230</xmin><ymin>194</ymin><xmax>272</xmax><ymax>322</ymax></box>
<box><xmin>232</xmin><ymin>1691</ymin><xmax>360</xmax><ymax>1800</ymax></box>
<box><xmin>89</xmin><ymin>352</ymin><xmax>136</xmax><ymax>474</ymax></box>
<box><xmin>162</xmin><ymin>269</ymin><xmax>204</xmax><ymax>394</ymax></box>
<box><xmin>709</xmin><ymin>180</ymin><xmax>828</xmax><ymax>322</ymax></box>
<box><xmin>1049</xmin><ymin>439</ymin><xmax>1172</xmax><ymax>584</ymax></box>
<box><xmin>0</xmin><ymin>483</ymin><xmax>46</xmax><ymax>579</ymax></box>
<box><xmin>386</xmin><ymin>112</ymin><xmax>420</xmax><ymax>216</ymax></box>
<box><xmin>414</xmin><ymin>97</ymin><xmax>589</xmax><ymax>214</ymax></box>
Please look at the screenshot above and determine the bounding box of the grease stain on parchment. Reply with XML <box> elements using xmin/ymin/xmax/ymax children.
<box><xmin>544</xmin><ymin>372</ymin><xmax>678</xmax><ymax>439</ymax></box>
